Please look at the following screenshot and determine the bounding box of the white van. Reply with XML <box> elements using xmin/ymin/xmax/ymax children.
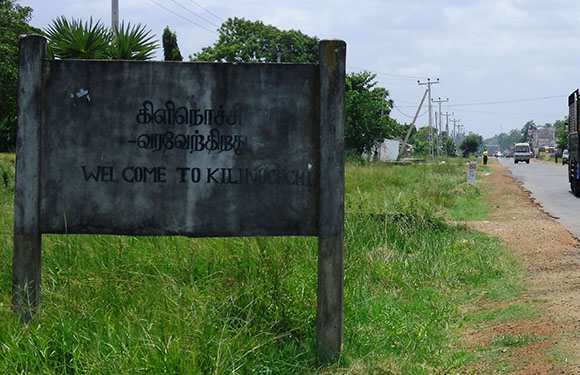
<box><xmin>514</xmin><ymin>142</ymin><xmax>531</xmax><ymax>164</ymax></box>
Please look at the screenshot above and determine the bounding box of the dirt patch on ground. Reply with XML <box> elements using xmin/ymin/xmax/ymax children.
<box><xmin>461</xmin><ymin>159</ymin><xmax>580</xmax><ymax>374</ymax></box>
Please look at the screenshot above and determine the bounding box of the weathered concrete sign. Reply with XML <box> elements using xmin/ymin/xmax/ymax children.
<box><xmin>14</xmin><ymin>35</ymin><xmax>345</xmax><ymax>360</ymax></box>
<box><xmin>41</xmin><ymin>60</ymin><xmax>320</xmax><ymax>237</ymax></box>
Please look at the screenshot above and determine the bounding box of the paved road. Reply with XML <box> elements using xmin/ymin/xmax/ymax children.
<box><xmin>497</xmin><ymin>157</ymin><xmax>580</xmax><ymax>238</ymax></box>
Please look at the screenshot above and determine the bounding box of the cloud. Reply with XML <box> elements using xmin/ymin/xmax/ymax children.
<box><xmin>263</xmin><ymin>7</ymin><xmax>328</xmax><ymax>37</ymax></box>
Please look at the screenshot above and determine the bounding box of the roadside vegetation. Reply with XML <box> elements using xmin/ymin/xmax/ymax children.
<box><xmin>0</xmin><ymin>154</ymin><xmax>522</xmax><ymax>374</ymax></box>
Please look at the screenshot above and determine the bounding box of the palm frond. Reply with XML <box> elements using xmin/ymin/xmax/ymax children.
<box><xmin>108</xmin><ymin>22</ymin><xmax>158</xmax><ymax>60</ymax></box>
<box><xmin>45</xmin><ymin>16</ymin><xmax>110</xmax><ymax>59</ymax></box>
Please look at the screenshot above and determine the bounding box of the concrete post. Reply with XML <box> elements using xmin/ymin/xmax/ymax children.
<box><xmin>112</xmin><ymin>0</ymin><xmax>119</xmax><ymax>35</ymax></box>
<box><xmin>13</xmin><ymin>35</ymin><xmax>45</xmax><ymax>321</ymax></box>
<box><xmin>317</xmin><ymin>39</ymin><xmax>346</xmax><ymax>362</ymax></box>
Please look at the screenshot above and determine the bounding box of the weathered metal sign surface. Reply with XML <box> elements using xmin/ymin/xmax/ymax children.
<box><xmin>39</xmin><ymin>61</ymin><xmax>319</xmax><ymax>237</ymax></box>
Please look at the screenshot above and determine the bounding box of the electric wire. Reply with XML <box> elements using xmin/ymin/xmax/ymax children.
<box><xmin>188</xmin><ymin>0</ymin><xmax>226</xmax><ymax>23</ymax></box>
<box><xmin>451</xmin><ymin>107</ymin><xmax>564</xmax><ymax>117</ymax></box>
<box><xmin>392</xmin><ymin>103</ymin><xmax>428</xmax><ymax>119</ymax></box>
<box><xmin>169</xmin><ymin>0</ymin><xmax>220</xmax><ymax>28</ymax></box>
<box><xmin>348</xmin><ymin>65</ymin><xmax>428</xmax><ymax>80</ymax></box>
<box><xmin>147</xmin><ymin>0</ymin><xmax>218</xmax><ymax>35</ymax></box>
<box><xmin>448</xmin><ymin>94</ymin><xmax>567</xmax><ymax>107</ymax></box>
<box><xmin>394</xmin><ymin>98</ymin><xmax>422</xmax><ymax>105</ymax></box>
<box><xmin>393</xmin><ymin>94</ymin><xmax>567</xmax><ymax>109</ymax></box>
<box><xmin>143</xmin><ymin>1</ymin><xmax>185</xmax><ymax>29</ymax></box>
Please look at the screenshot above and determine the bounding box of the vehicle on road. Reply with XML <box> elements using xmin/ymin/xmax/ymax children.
<box><xmin>514</xmin><ymin>143</ymin><xmax>531</xmax><ymax>164</ymax></box>
<box><xmin>563</xmin><ymin>149</ymin><xmax>569</xmax><ymax>165</ymax></box>
<box><xmin>568</xmin><ymin>90</ymin><xmax>580</xmax><ymax>195</ymax></box>
<box><xmin>494</xmin><ymin>151</ymin><xmax>502</xmax><ymax>157</ymax></box>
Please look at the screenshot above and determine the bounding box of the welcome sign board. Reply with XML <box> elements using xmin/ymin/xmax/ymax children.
<box><xmin>14</xmin><ymin>35</ymin><xmax>345</xmax><ymax>360</ymax></box>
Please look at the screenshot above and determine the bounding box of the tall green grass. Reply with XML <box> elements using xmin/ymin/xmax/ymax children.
<box><xmin>0</xmin><ymin>155</ymin><xmax>518</xmax><ymax>374</ymax></box>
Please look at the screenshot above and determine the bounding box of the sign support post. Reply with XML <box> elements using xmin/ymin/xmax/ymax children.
<box><xmin>13</xmin><ymin>35</ymin><xmax>45</xmax><ymax>321</ymax></box>
<box><xmin>317</xmin><ymin>40</ymin><xmax>346</xmax><ymax>361</ymax></box>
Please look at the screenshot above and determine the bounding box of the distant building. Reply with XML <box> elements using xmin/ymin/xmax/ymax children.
<box><xmin>372</xmin><ymin>139</ymin><xmax>401</xmax><ymax>161</ymax></box>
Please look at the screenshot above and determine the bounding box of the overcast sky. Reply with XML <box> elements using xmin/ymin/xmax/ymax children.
<box><xmin>20</xmin><ymin>0</ymin><xmax>580</xmax><ymax>139</ymax></box>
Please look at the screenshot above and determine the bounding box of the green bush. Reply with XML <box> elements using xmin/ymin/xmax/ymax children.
<box><xmin>0</xmin><ymin>116</ymin><xmax>16</xmax><ymax>153</ymax></box>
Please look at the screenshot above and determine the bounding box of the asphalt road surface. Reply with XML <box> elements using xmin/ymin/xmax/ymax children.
<box><xmin>497</xmin><ymin>157</ymin><xmax>580</xmax><ymax>239</ymax></box>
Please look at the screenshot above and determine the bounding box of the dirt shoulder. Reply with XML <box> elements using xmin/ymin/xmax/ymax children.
<box><xmin>462</xmin><ymin>158</ymin><xmax>580</xmax><ymax>374</ymax></box>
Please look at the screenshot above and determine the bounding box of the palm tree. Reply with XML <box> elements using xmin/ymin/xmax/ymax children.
<box><xmin>45</xmin><ymin>17</ymin><xmax>110</xmax><ymax>59</ymax></box>
<box><xmin>45</xmin><ymin>16</ymin><xmax>158</xmax><ymax>60</ymax></box>
<box><xmin>108</xmin><ymin>22</ymin><xmax>158</xmax><ymax>60</ymax></box>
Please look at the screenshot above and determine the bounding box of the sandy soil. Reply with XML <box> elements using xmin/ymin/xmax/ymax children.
<box><xmin>461</xmin><ymin>159</ymin><xmax>580</xmax><ymax>374</ymax></box>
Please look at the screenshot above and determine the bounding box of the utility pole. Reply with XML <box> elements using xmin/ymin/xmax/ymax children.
<box><xmin>442</xmin><ymin>111</ymin><xmax>452</xmax><ymax>136</ymax></box>
<box><xmin>458</xmin><ymin>124</ymin><xmax>465</xmax><ymax>141</ymax></box>
<box><xmin>442</xmin><ymin>111</ymin><xmax>452</xmax><ymax>155</ymax></box>
<box><xmin>451</xmin><ymin>118</ymin><xmax>460</xmax><ymax>143</ymax></box>
<box><xmin>399</xmin><ymin>89</ymin><xmax>429</xmax><ymax>159</ymax></box>
<box><xmin>262</xmin><ymin>43</ymin><xmax>300</xmax><ymax>63</ymax></box>
<box><xmin>418</xmin><ymin>78</ymin><xmax>439</xmax><ymax>162</ymax></box>
<box><xmin>276</xmin><ymin>43</ymin><xmax>284</xmax><ymax>63</ymax></box>
<box><xmin>112</xmin><ymin>0</ymin><xmax>119</xmax><ymax>35</ymax></box>
<box><xmin>432</xmin><ymin>97</ymin><xmax>448</xmax><ymax>157</ymax></box>
<box><xmin>381</xmin><ymin>92</ymin><xmax>386</xmax><ymax>116</ymax></box>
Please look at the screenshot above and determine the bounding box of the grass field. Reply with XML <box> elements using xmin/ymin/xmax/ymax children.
<box><xmin>0</xmin><ymin>155</ymin><xmax>519</xmax><ymax>374</ymax></box>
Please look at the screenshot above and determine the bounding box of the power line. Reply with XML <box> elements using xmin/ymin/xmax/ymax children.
<box><xmin>143</xmin><ymin>1</ymin><xmax>186</xmax><ymax>28</ymax></box>
<box><xmin>452</xmin><ymin>107</ymin><xmax>564</xmax><ymax>117</ymax></box>
<box><xmin>449</xmin><ymin>94</ymin><xmax>566</xmax><ymax>107</ymax></box>
<box><xmin>394</xmin><ymin>103</ymin><xmax>425</xmax><ymax>108</ymax></box>
<box><xmin>169</xmin><ymin>0</ymin><xmax>220</xmax><ymax>28</ymax></box>
<box><xmin>348</xmin><ymin>65</ymin><xmax>428</xmax><ymax>80</ymax></box>
<box><xmin>393</xmin><ymin>94</ymin><xmax>567</xmax><ymax>109</ymax></box>
<box><xmin>393</xmin><ymin>103</ymin><xmax>427</xmax><ymax>119</ymax></box>
<box><xmin>147</xmin><ymin>0</ymin><xmax>218</xmax><ymax>35</ymax></box>
<box><xmin>188</xmin><ymin>0</ymin><xmax>225</xmax><ymax>23</ymax></box>
<box><xmin>395</xmin><ymin>98</ymin><xmax>422</xmax><ymax>105</ymax></box>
